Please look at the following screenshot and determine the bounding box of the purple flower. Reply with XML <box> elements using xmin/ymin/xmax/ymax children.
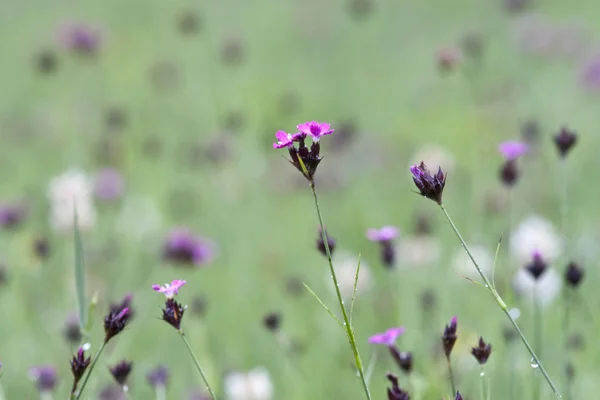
<box><xmin>366</xmin><ymin>226</ymin><xmax>399</xmax><ymax>242</ymax></box>
<box><xmin>153</xmin><ymin>279</ymin><xmax>187</xmax><ymax>298</ymax></box>
<box><xmin>498</xmin><ymin>141</ymin><xmax>528</xmax><ymax>160</ymax></box>
<box><xmin>273</xmin><ymin>131</ymin><xmax>295</xmax><ymax>149</ymax></box>
<box><xmin>410</xmin><ymin>162</ymin><xmax>446</xmax><ymax>204</ymax></box>
<box><xmin>297</xmin><ymin>121</ymin><xmax>334</xmax><ymax>141</ymax></box>
<box><xmin>161</xmin><ymin>298</ymin><xmax>186</xmax><ymax>331</ymax></box>
<box><xmin>70</xmin><ymin>348</ymin><xmax>91</xmax><ymax>391</ymax></box>
<box><xmin>94</xmin><ymin>168</ymin><xmax>125</xmax><ymax>201</ymax></box>
<box><xmin>163</xmin><ymin>228</ymin><xmax>214</xmax><ymax>266</ymax></box>
<box><xmin>386</xmin><ymin>373</ymin><xmax>410</xmax><ymax>400</ymax></box>
<box><xmin>29</xmin><ymin>366</ymin><xmax>58</xmax><ymax>392</ymax></box>
<box><xmin>525</xmin><ymin>251</ymin><xmax>547</xmax><ymax>280</ymax></box>
<box><xmin>553</xmin><ymin>127</ymin><xmax>577</xmax><ymax>158</ymax></box>
<box><xmin>147</xmin><ymin>365</ymin><xmax>169</xmax><ymax>388</ymax></box>
<box><xmin>471</xmin><ymin>337</ymin><xmax>493</xmax><ymax>365</ymax></box>
<box><xmin>579</xmin><ymin>54</ymin><xmax>600</xmax><ymax>91</ymax></box>
<box><xmin>442</xmin><ymin>316</ymin><xmax>458</xmax><ymax>358</ymax></box>
<box><xmin>104</xmin><ymin>307</ymin><xmax>131</xmax><ymax>344</ymax></box>
<box><xmin>368</xmin><ymin>326</ymin><xmax>405</xmax><ymax>346</ymax></box>
<box><xmin>58</xmin><ymin>21</ymin><xmax>104</xmax><ymax>54</ymax></box>
<box><xmin>109</xmin><ymin>360</ymin><xmax>133</xmax><ymax>386</ymax></box>
<box><xmin>0</xmin><ymin>202</ymin><xmax>26</xmax><ymax>229</ymax></box>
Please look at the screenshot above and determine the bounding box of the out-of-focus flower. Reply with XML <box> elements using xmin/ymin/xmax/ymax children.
<box><xmin>316</xmin><ymin>228</ymin><xmax>336</xmax><ymax>257</ymax></box>
<box><xmin>34</xmin><ymin>49</ymin><xmax>58</xmax><ymax>74</ymax></box>
<box><xmin>33</xmin><ymin>236</ymin><xmax>50</xmax><ymax>260</ymax></box>
<box><xmin>147</xmin><ymin>365</ymin><xmax>169</xmax><ymax>389</ymax></box>
<box><xmin>29</xmin><ymin>366</ymin><xmax>58</xmax><ymax>392</ymax></box>
<box><xmin>109</xmin><ymin>361</ymin><xmax>133</xmax><ymax>387</ymax></box>
<box><xmin>498</xmin><ymin>141</ymin><xmax>528</xmax><ymax>160</ymax></box>
<box><xmin>327</xmin><ymin>251</ymin><xmax>372</xmax><ymax>298</ymax></box>
<box><xmin>163</xmin><ymin>228</ymin><xmax>215</xmax><ymax>267</ymax></box>
<box><xmin>579</xmin><ymin>53</ymin><xmax>600</xmax><ymax>91</ymax></box>
<box><xmin>386</xmin><ymin>373</ymin><xmax>410</xmax><ymax>400</ymax></box>
<box><xmin>451</xmin><ymin>244</ymin><xmax>493</xmax><ymax>281</ymax></box>
<box><xmin>0</xmin><ymin>202</ymin><xmax>26</xmax><ymax>229</ymax></box>
<box><xmin>63</xmin><ymin>313</ymin><xmax>82</xmax><ymax>344</ymax></box>
<box><xmin>220</xmin><ymin>36</ymin><xmax>245</xmax><ymax>66</ymax></box>
<box><xmin>47</xmin><ymin>169</ymin><xmax>96</xmax><ymax>232</ymax></box>
<box><xmin>455</xmin><ymin>391</ymin><xmax>464</xmax><ymax>400</ymax></box>
<box><xmin>410</xmin><ymin>162</ymin><xmax>446</xmax><ymax>205</ymax></box>
<box><xmin>553</xmin><ymin>127</ymin><xmax>577</xmax><ymax>158</ymax></box>
<box><xmin>520</xmin><ymin>120</ymin><xmax>541</xmax><ymax>146</ymax></box>
<box><xmin>513</xmin><ymin>267</ymin><xmax>562</xmax><ymax>307</ymax></box>
<box><xmin>525</xmin><ymin>251</ymin><xmax>547</xmax><ymax>280</ymax></box>
<box><xmin>99</xmin><ymin>385</ymin><xmax>126</xmax><ymax>400</ymax></box>
<box><xmin>412</xmin><ymin>145</ymin><xmax>456</xmax><ymax>176</ymax></box>
<box><xmin>510</xmin><ymin>215</ymin><xmax>562</xmax><ymax>265</ymax></box>
<box><xmin>177</xmin><ymin>10</ymin><xmax>201</xmax><ymax>35</ymax></box>
<box><xmin>461</xmin><ymin>32</ymin><xmax>485</xmax><ymax>60</ymax></box>
<box><xmin>565</xmin><ymin>262</ymin><xmax>584</xmax><ymax>288</ymax></box>
<box><xmin>224</xmin><ymin>367</ymin><xmax>273</xmax><ymax>400</ymax></box>
<box><xmin>263</xmin><ymin>312</ymin><xmax>281</xmax><ymax>332</ymax></box>
<box><xmin>153</xmin><ymin>280</ymin><xmax>187</xmax><ymax>299</ymax></box>
<box><xmin>368</xmin><ymin>327</ymin><xmax>405</xmax><ymax>346</ymax></box>
<box><xmin>396</xmin><ymin>235</ymin><xmax>441</xmax><ymax>268</ymax></box>
<box><xmin>436</xmin><ymin>47</ymin><xmax>462</xmax><ymax>72</ymax></box>
<box><xmin>511</xmin><ymin>14</ymin><xmax>555</xmax><ymax>56</ymax></box>
<box><xmin>57</xmin><ymin>21</ymin><xmax>104</xmax><ymax>54</ymax></box>
<box><xmin>94</xmin><ymin>168</ymin><xmax>125</xmax><ymax>201</ymax></box>
<box><xmin>499</xmin><ymin>159</ymin><xmax>519</xmax><ymax>187</ymax></box>
<box><xmin>471</xmin><ymin>337</ymin><xmax>492</xmax><ymax>365</ymax></box>
<box><xmin>367</xmin><ymin>226</ymin><xmax>399</xmax><ymax>268</ymax></box>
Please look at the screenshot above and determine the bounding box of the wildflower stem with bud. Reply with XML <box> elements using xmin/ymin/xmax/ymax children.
<box><xmin>179</xmin><ymin>332</ymin><xmax>218</xmax><ymax>400</ymax></box>
<box><xmin>72</xmin><ymin>342</ymin><xmax>106</xmax><ymax>400</ymax></box>
<box><xmin>310</xmin><ymin>182</ymin><xmax>372</xmax><ymax>400</ymax></box>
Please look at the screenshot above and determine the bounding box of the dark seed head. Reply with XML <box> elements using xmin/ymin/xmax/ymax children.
<box><xmin>471</xmin><ymin>336</ymin><xmax>493</xmax><ymax>365</ymax></box>
<box><xmin>553</xmin><ymin>127</ymin><xmax>577</xmax><ymax>158</ymax></box>
<box><xmin>442</xmin><ymin>316</ymin><xmax>458</xmax><ymax>358</ymax></box>
<box><xmin>499</xmin><ymin>159</ymin><xmax>519</xmax><ymax>187</ymax></box>
<box><xmin>381</xmin><ymin>242</ymin><xmax>396</xmax><ymax>268</ymax></box>
<box><xmin>455</xmin><ymin>391</ymin><xmax>464</xmax><ymax>400</ymax></box>
<box><xmin>385</xmin><ymin>372</ymin><xmax>410</xmax><ymax>400</ymax></box>
<box><xmin>104</xmin><ymin>307</ymin><xmax>131</xmax><ymax>343</ymax></box>
<box><xmin>263</xmin><ymin>312</ymin><xmax>281</xmax><ymax>332</ymax></box>
<box><xmin>565</xmin><ymin>262</ymin><xmax>584</xmax><ymax>288</ymax></box>
<box><xmin>70</xmin><ymin>348</ymin><xmax>91</xmax><ymax>386</ymax></box>
<box><xmin>525</xmin><ymin>252</ymin><xmax>547</xmax><ymax>280</ymax></box>
<box><xmin>162</xmin><ymin>298</ymin><xmax>185</xmax><ymax>331</ymax></box>
<box><xmin>109</xmin><ymin>360</ymin><xmax>133</xmax><ymax>386</ymax></box>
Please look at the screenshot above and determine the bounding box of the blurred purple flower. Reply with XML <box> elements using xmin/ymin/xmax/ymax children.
<box><xmin>153</xmin><ymin>279</ymin><xmax>186</xmax><ymax>298</ymax></box>
<box><xmin>366</xmin><ymin>226</ymin><xmax>399</xmax><ymax>243</ymax></box>
<box><xmin>29</xmin><ymin>366</ymin><xmax>58</xmax><ymax>392</ymax></box>
<box><xmin>368</xmin><ymin>326</ymin><xmax>405</xmax><ymax>346</ymax></box>
<box><xmin>296</xmin><ymin>121</ymin><xmax>334</xmax><ymax>141</ymax></box>
<box><xmin>498</xmin><ymin>141</ymin><xmax>528</xmax><ymax>160</ymax></box>
<box><xmin>163</xmin><ymin>228</ymin><xmax>215</xmax><ymax>266</ymax></box>
<box><xmin>58</xmin><ymin>21</ymin><xmax>104</xmax><ymax>54</ymax></box>
<box><xmin>579</xmin><ymin>54</ymin><xmax>600</xmax><ymax>91</ymax></box>
<box><xmin>0</xmin><ymin>202</ymin><xmax>26</xmax><ymax>229</ymax></box>
<box><xmin>147</xmin><ymin>365</ymin><xmax>169</xmax><ymax>388</ymax></box>
<box><xmin>94</xmin><ymin>168</ymin><xmax>125</xmax><ymax>201</ymax></box>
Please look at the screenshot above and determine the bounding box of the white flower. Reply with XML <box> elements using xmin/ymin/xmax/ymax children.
<box><xmin>47</xmin><ymin>168</ymin><xmax>96</xmax><ymax>232</ymax></box>
<box><xmin>451</xmin><ymin>244</ymin><xmax>493</xmax><ymax>281</ymax></box>
<box><xmin>328</xmin><ymin>251</ymin><xmax>372</xmax><ymax>299</ymax></box>
<box><xmin>512</xmin><ymin>268</ymin><xmax>562</xmax><ymax>307</ymax></box>
<box><xmin>412</xmin><ymin>145</ymin><xmax>456</xmax><ymax>175</ymax></box>
<box><xmin>510</xmin><ymin>215</ymin><xmax>563</xmax><ymax>265</ymax></box>
<box><xmin>224</xmin><ymin>367</ymin><xmax>273</xmax><ymax>400</ymax></box>
<box><xmin>396</xmin><ymin>235</ymin><xmax>441</xmax><ymax>267</ymax></box>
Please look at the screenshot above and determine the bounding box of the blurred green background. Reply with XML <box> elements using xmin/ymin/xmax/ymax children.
<box><xmin>0</xmin><ymin>0</ymin><xmax>599</xmax><ymax>398</ymax></box>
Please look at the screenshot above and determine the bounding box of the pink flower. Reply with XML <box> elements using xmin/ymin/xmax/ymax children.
<box><xmin>366</xmin><ymin>226</ymin><xmax>399</xmax><ymax>242</ymax></box>
<box><xmin>498</xmin><ymin>141</ymin><xmax>528</xmax><ymax>160</ymax></box>
<box><xmin>272</xmin><ymin>131</ymin><xmax>295</xmax><ymax>149</ymax></box>
<box><xmin>297</xmin><ymin>121</ymin><xmax>334</xmax><ymax>141</ymax></box>
<box><xmin>152</xmin><ymin>280</ymin><xmax>187</xmax><ymax>298</ymax></box>
<box><xmin>368</xmin><ymin>326</ymin><xmax>405</xmax><ymax>346</ymax></box>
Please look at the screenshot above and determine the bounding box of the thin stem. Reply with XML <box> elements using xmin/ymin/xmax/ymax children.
<box><xmin>310</xmin><ymin>182</ymin><xmax>372</xmax><ymax>400</ymax></box>
<box><xmin>446</xmin><ymin>356</ymin><xmax>457</xmax><ymax>397</ymax></box>
<box><xmin>508</xmin><ymin>343</ymin><xmax>517</xmax><ymax>400</ymax></box>
<box><xmin>480</xmin><ymin>367</ymin><xmax>489</xmax><ymax>400</ymax></box>
<box><xmin>439</xmin><ymin>204</ymin><xmax>562</xmax><ymax>399</ymax></box>
<box><xmin>179</xmin><ymin>332</ymin><xmax>218</xmax><ymax>400</ymax></box>
<box><xmin>533</xmin><ymin>287</ymin><xmax>542</xmax><ymax>400</ymax></box>
<box><xmin>73</xmin><ymin>342</ymin><xmax>106</xmax><ymax>400</ymax></box>
<box><xmin>560</xmin><ymin>159</ymin><xmax>568</xmax><ymax>244</ymax></box>
<box><xmin>562</xmin><ymin>289</ymin><xmax>572</xmax><ymax>400</ymax></box>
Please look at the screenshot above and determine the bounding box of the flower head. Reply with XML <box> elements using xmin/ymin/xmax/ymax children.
<box><xmin>410</xmin><ymin>162</ymin><xmax>446</xmax><ymax>205</ymax></box>
<box><xmin>513</xmin><ymin>267</ymin><xmax>562</xmax><ymax>307</ymax></box>
<box><xmin>366</xmin><ymin>226</ymin><xmax>399</xmax><ymax>242</ymax></box>
<box><xmin>272</xmin><ymin>131</ymin><xmax>296</xmax><ymax>149</ymax></box>
<box><xmin>499</xmin><ymin>159</ymin><xmax>519</xmax><ymax>187</ymax></box>
<box><xmin>297</xmin><ymin>121</ymin><xmax>334</xmax><ymax>141</ymax></box>
<box><xmin>263</xmin><ymin>312</ymin><xmax>281</xmax><ymax>332</ymax></box>
<box><xmin>553</xmin><ymin>127</ymin><xmax>577</xmax><ymax>158</ymax></box>
<box><xmin>109</xmin><ymin>360</ymin><xmax>133</xmax><ymax>387</ymax></box>
<box><xmin>368</xmin><ymin>326</ymin><xmax>405</xmax><ymax>346</ymax></box>
<box><xmin>58</xmin><ymin>21</ymin><xmax>104</xmax><ymax>54</ymax></box>
<box><xmin>153</xmin><ymin>280</ymin><xmax>187</xmax><ymax>299</ymax></box>
<box><xmin>163</xmin><ymin>228</ymin><xmax>214</xmax><ymax>266</ymax></box>
<box><xmin>29</xmin><ymin>366</ymin><xmax>58</xmax><ymax>392</ymax></box>
<box><xmin>94</xmin><ymin>168</ymin><xmax>125</xmax><ymax>201</ymax></box>
<box><xmin>70</xmin><ymin>348</ymin><xmax>91</xmax><ymax>389</ymax></box>
<box><xmin>455</xmin><ymin>391</ymin><xmax>463</xmax><ymax>400</ymax></box>
<box><xmin>498</xmin><ymin>141</ymin><xmax>528</xmax><ymax>160</ymax></box>
<box><xmin>525</xmin><ymin>251</ymin><xmax>547</xmax><ymax>280</ymax></box>
<box><xmin>471</xmin><ymin>337</ymin><xmax>493</xmax><ymax>365</ymax></box>
<box><xmin>442</xmin><ymin>316</ymin><xmax>458</xmax><ymax>358</ymax></box>
<box><xmin>389</xmin><ymin>348</ymin><xmax>413</xmax><ymax>374</ymax></box>
<box><xmin>0</xmin><ymin>202</ymin><xmax>26</xmax><ymax>229</ymax></box>
<box><xmin>161</xmin><ymin>298</ymin><xmax>186</xmax><ymax>331</ymax></box>
<box><xmin>386</xmin><ymin>373</ymin><xmax>410</xmax><ymax>400</ymax></box>
<box><xmin>147</xmin><ymin>365</ymin><xmax>169</xmax><ymax>389</ymax></box>
<box><xmin>104</xmin><ymin>306</ymin><xmax>131</xmax><ymax>343</ymax></box>
<box><xmin>565</xmin><ymin>262</ymin><xmax>584</xmax><ymax>288</ymax></box>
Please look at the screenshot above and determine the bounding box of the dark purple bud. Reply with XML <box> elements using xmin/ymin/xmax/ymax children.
<box><xmin>70</xmin><ymin>348</ymin><xmax>91</xmax><ymax>390</ymax></box>
<box><xmin>147</xmin><ymin>365</ymin><xmax>169</xmax><ymax>388</ymax></box>
<box><xmin>263</xmin><ymin>312</ymin><xmax>281</xmax><ymax>332</ymax></box>
<box><xmin>104</xmin><ymin>307</ymin><xmax>131</xmax><ymax>343</ymax></box>
<box><xmin>499</xmin><ymin>159</ymin><xmax>519</xmax><ymax>187</ymax></box>
<box><xmin>63</xmin><ymin>313</ymin><xmax>82</xmax><ymax>344</ymax></box>
<box><xmin>410</xmin><ymin>162</ymin><xmax>446</xmax><ymax>205</ymax></box>
<box><xmin>386</xmin><ymin>372</ymin><xmax>410</xmax><ymax>400</ymax></box>
<box><xmin>442</xmin><ymin>316</ymin><xmax>458</xmax><ymax>358</ymax></box>
<box><xmin>389</xmin><ymin>347</ymin><xmax>413</xmax><ymax>374</ymax></box>
<box><xmin>110</xmin><ymin>294</ymin><xmax>135</xmax><ymax>321</ymax></box>
<box><xmin>0</xmin><ymin>203</ymin><xmax>26</xmax><ymax>229</ymax></box>
<box><xmin>554</xmin><ymin>127</ymin><xmax>577</xmax><ymax>158</ymax></box>
<box><xmin>162</xmin><ymin>298</ymin><xmax>185</xmax><ymax>331</ymax></box>
<box><xmin>471</xmin><ymin>336</ymin><xmax>492</xmax><ymax>365</ymax></box>
<box><xmin>565</xmin><ymin>262</ymin><xmax>584</xmax><ymax>288</ymax></box>
<box><xmin>455</xmin><ymin>391</ymin><xmax>464</xmax><ymax>400</ymax></box>
<box><xmin>525</xmin><ymin>252</ymin><xmax>547</xmax><ymax>280</ymax></box>
<box><xmin>109</xmin><ymin>360</ymin><xmax>132</xmax><ymax>386</ymax></box>
<box><xmin>381</xmin><ymin>242</ymin><xmax>396</xmax><ymax>268</ymax></box>
<box><xmin>316</xmin><ymin>228</ymin><xmax>336</xmax><ymax>257</ymax></box>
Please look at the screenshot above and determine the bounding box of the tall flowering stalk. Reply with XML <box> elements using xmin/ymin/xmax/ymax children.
<box><xmin>410</xmin><ymin>161</ymin><xmax>562</xmax><ymax>399</ymax></box>
<box><xmin>273</xmin><ymin>121</ymin><xmax>371</xmax><ymax>399</ymax></box>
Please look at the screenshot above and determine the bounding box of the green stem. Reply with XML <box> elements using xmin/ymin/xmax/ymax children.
<box><xmin>480</xmin><ymin>367</ymin><xmax>489</xmax><ymax>400</ymax></box>
<box><xmin>439</xmin><ymin>204</ymin><xmax>562</xmax><ymax>399</ymax></box>
<box><xmin>562</xmin><ymin>289</ymin><xmax>572</xmax><ymax>400</ymax></box>
<box><xmin>310</xmin><ymin>182</ymin><xmax>372</xmax><ymax>400</ymax></box>
<box><xmin>560</xmin><ymin>159</ymin><xmax>568</xmax><ymax>244</ymax></box>
<box><xmin>73</xmin><ymin>342</ymin><xmax>106</xmax><ymax>400</ymax></box>
<box><xmin>446</xmin><ymin>356</ymin><xmax>456</xmax><ymax>397</ymax></box>
<box><xmin>533</xmin><ymin>287</ymin><xmax>542</xmax><ymax>400</ymax></box>
<box><xmin>179</xmin><ymin>332</ymin><xmax>218</xmax><ymax>400</ymax></box>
